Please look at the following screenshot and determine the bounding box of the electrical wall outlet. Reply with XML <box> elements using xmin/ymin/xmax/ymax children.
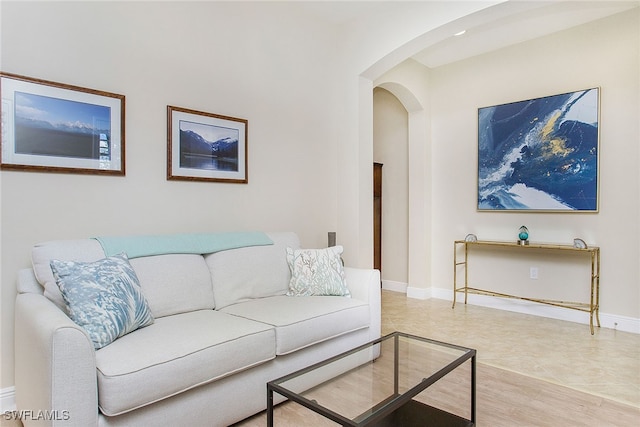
<box><xmin>530</xmin><ymin>267</ymin><xmax>539</xmax><ymax>279</ymax></box>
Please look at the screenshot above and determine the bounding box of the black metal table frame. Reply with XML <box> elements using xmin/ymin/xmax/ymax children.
<box><xmin>267</xmin><ymin>331</ymin><xmax>476</xmax><ymax>426</ymax></box>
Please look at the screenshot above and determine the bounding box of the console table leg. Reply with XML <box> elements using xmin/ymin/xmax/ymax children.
<box><xmin>452</xmin><ymin>241</ymin><xmax>458</xmax><ymax>308</ymax></box>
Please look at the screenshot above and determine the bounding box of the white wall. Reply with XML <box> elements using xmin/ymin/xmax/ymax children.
<box><xmin>430</xmin><ymin>8</ymin><xmax>639</xmax><ymax>319</ymax></box>
<box><xmin>335</xmin><ymin>1</ymin><xmax>499</xmax><ymax>268</ymax></box>
<box><xmin>0</xmin><ymin>1</ymin><xmax>342</xmax><ymax>390</ymax></box>
<box><xmin>376</xmin><ymin>9</ymin><xmax>639</xmax><ymax>323</ymax></box>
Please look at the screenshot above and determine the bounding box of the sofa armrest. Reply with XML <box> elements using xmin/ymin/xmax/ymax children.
<box><xmin>344</xmin><ymin>267</ymin><xmax>381</xmax><ymax>341</ymax></box>
<box><xmin>15</xmin><ymin>272</ymin><xmax>98</xmax><ymax>427</ymax></box>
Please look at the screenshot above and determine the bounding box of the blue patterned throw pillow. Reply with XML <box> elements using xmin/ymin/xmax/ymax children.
<box><xmin>286</xmin><ymin>246</ymin><xmax>350</xmax><ymax>297</ymax></box>
<box><xmin>50</xmin><ymin>253</ymin><xmax>154</xmax><ymax>350</ymax></box>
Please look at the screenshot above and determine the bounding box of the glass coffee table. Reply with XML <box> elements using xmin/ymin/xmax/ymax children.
<box><xmin>267</xmin><ymin>331</ymin><xmax>476</xmax><ymax>426</ymax></box>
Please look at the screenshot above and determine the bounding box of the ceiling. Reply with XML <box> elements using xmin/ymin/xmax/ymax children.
<box><xmin>294</xmin><ymin>1</ymin><xmax>639</xmax><ymax>69</ymax></box>
<box><xmin>290</xmin><ymin>0</ymin><xmax>403</xmax><ymax>24</ymax></box>
<box><xmin>412</xmin><ymin>1</ymin><xmax>640</xmax><ymax>68</ymax></box>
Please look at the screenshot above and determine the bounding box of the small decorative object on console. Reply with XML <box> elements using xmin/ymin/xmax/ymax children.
<box><xmin>518</xmin><ymin>225</ymin><xmax>529</xmax><ymax>245</ymax></box>
<box><xmin>464</xmin><ymin>233</ymin><xmax>477</xmax><ymax>242</ymax></box>
<box><xmin>573</xmin><ymin>238</ymin><xmax>588</xmax><ymax>249</ymax></box>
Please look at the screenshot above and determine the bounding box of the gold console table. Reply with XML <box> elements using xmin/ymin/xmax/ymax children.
<box><xmin>453</xmin><ymin>240</ymin><xmax>601</xmax><ymax>334</ymax></box>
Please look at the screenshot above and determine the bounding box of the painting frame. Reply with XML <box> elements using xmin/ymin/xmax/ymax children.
<box><xmin>0</xmin><ymin>72</ymin><xmax>125</xmax><ymax>175</ymax></box>
<box><xmin>167</xmin><ymin>105</ymin><xmax>248</xmax><ymax>184</ymax></box>
<box><xmin>477</xmin><ymin>88</ymin><xmax>600</xmax><ymax>213</ymax></box>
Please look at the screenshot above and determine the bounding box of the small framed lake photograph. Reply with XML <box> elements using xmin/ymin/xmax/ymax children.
<box><xmin>477</xmin><ymin>88</ymin><xmax>599</xmax><ymax>212</ymax></box>
<box><xmin>0</xmin><ymin>72</ymin><xmax>125</xmax><ymax>175</ymax></box>
<box><xmin>167</xmin><ymin>105</ymin><xmax>247</xmax><ymax>183</ymax></box>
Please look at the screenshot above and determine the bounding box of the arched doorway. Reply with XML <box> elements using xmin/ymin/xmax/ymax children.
<box><xmin>374</xmin><ymin>76</ymin><xmax>430</xmax><ymax>298</ymax></box>
<box><xmin>373</xmin><ymin>87</ymin><xmax>409</xmax><ymax>291</ymax></box>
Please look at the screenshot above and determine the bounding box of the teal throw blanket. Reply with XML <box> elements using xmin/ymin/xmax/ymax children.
<box><xmin>94</xmin><ymin>232</ymin><xmax>273</xmax><ymax>258</ymax></box>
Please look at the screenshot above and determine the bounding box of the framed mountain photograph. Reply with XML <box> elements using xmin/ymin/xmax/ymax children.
<box><xmin>167</xmin><ymin>105</ymin><xmax>247</xmax><ymax>183</ymax></box>
<box><xmin>0</xmin><ymin>72</ymin><xmax>125</xmax><ymax>175</ymax></box>
<box><xmin>477</xmin><ymin>88</ymin><xmax>599</xmax><ymax>212</ymax></box>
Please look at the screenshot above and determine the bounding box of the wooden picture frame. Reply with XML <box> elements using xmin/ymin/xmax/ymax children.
<box><xmin>0</xmin><ymin>72</ymin><xmax>125</xmax><ymax>175</ymax></box>
<box><xmin>167</xmin><ymin>105</ymin><xmax>248</xmax><ymax>183</ymax></box>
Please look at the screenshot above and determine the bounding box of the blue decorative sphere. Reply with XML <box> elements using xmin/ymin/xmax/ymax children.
<box><xmin>518</xmin><ymin>226</ymin><xmax>529</xmax><ymax>241</ymax></box>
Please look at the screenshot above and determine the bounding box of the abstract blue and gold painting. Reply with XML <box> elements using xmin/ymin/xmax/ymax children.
<box><xmin>478</xmin><ymin>88</ymin><xmax>599</xmax><ymax>212</ymax></box>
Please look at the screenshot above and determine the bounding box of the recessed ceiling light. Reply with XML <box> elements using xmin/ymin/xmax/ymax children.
<box><xmin>454</xmin><ymin>30</ymin><xmax>466</xmax><ymax>36</ymax></box>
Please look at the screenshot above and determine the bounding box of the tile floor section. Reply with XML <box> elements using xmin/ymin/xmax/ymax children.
<box><xmin>381</xmin><ymin>290</ymin><xmax>640</xmax><ymax>408</ymax></box>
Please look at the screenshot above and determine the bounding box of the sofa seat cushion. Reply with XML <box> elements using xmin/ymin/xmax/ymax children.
<box><xmin>95</xmin><ymin>310</ymin><xmax>275</xmax><ymax>416</ymax></box>
<box><xmin>220</xmin><ymin>295</ymin><xmax>369</xmax><ymax>356</ymax></box>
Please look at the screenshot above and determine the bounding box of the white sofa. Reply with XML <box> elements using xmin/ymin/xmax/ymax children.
<box><xmin>14</xmin><ymin>232</ymin><xmax>381</xmax><ymax>426</ymax></box>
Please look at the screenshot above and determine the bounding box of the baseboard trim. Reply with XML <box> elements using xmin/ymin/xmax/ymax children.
<box><xmin>381</xmin><ymin>279</ymin><xmax>407</xmax><ymax>293</ymax></box>
<box><xmin>381</xmin><ymin>280</ymin><xmax>433</xmax><ymax>300</ymax></box>
<box><xmin>406</xmin><ymin>286</ymin><xmax>431</xmax><ymax>300</ymax></box>
<box><xmin>430</xmin><ymin>287</ymin><xmax>640</xmax><ymax>334</ymax></box>
<box><xmin>1</xmin><ymin>386</ymin><xmax>15</xmax><ymax>412</ymax></box>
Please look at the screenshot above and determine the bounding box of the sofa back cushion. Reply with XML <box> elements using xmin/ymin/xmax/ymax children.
<box><xmin>205</xmin><ymin>232</ymin><xmax>300</xmax><ymax>309</ymax></box>
<box><xmin>32</xmin><ymin>239</ymin><xmax>215</xmax><ymax>318</ymax></box>
<box><xmin>129</xmin><ymin>254</ymin><xmax>214</xmax><ymax>317</ymax></box>
<box><xmin>32</xmin><ymin>239</ymin><xmax>106</xmax><ymax>313</ymax></box>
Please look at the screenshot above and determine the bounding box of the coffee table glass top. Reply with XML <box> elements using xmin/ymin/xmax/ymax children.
<box><xmin>268</xmin><ymin>332</ymin><xmax>476</xmax><ymax>426</ymax></box>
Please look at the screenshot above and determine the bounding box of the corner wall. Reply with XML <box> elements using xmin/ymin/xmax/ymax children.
<box><xmin>426</xmin><ymin>10</ymin><xmax>639</xmax><ymax>322</ymax></box>
<box><xmin>0</xmin><ymin>1</ymin><xmax>341</xmax><ymax>390</ymax></box>
<box><xmin>372</xmin><ymin>8</ymin><xmax>639</xmax><ymax>331</ymax></box>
